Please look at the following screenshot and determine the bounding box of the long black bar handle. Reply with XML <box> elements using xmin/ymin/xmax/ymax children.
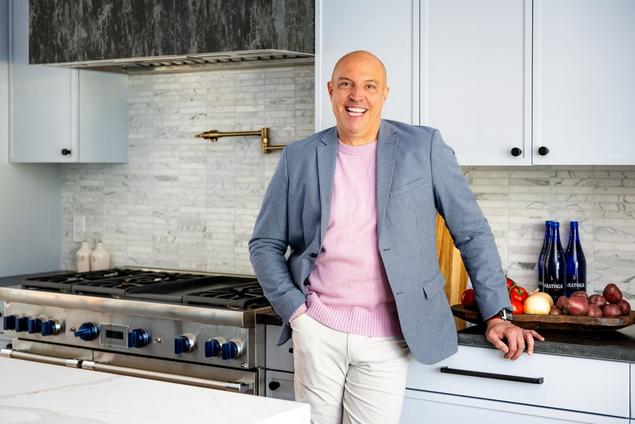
<box><xmin>439</xmin><ymin>366</ymin><xmax>544</xmax><ymax>384</ymax></box>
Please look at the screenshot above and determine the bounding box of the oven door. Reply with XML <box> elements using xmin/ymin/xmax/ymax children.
<box><xmin>5</xmin><ymin>340</ymin><xmax>258</xmax><ymax>394</ymax></box>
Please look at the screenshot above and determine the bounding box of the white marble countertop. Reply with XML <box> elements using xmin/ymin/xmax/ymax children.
<box><xmin>0</xmin><ymin>357</ymin><xmax>309</xmax><ymax>424</ymax></box>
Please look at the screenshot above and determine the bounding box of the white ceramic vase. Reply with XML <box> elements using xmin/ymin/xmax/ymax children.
<box><xmin>75</xmin><ymin>242</ymin><xmax>92</xmax><ymax>272</ymax></box>
<box><xmin>90</xmin><ymin>242</ymin><xmax>111</xmax><ymax>271</ymax></box>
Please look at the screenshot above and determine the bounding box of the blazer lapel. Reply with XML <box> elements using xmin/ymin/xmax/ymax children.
<box><xmin>376</xmin><ymin>121</ymin><xmax>398</xmax><ymax>232</ymax></box>
<box><xmin>317</xmin><ymin>128</ymin><xmax>338</xmax><ymax>244</ymax></box>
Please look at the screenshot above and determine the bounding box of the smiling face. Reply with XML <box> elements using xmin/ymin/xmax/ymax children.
<box><xmin>328</xmin><ymin>51</ymin><xmax>389</xmax><ymax>145</ymax></box>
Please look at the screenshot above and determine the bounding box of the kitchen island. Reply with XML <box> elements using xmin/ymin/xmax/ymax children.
<box><xmin>0</xmin><ymin>356</ymin><xmax>309</xmax><ymax>424</ymax></box>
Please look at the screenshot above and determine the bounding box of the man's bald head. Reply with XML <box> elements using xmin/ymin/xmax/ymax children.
<box><xmin>330</xmin><ymin>50</ymin><xmax>388</xmax><ymax>86</ymax></box>
<box><xmin>327</xmin><ymin>50</ymin><xmax>390</xmax><ymax>145</ymax></box>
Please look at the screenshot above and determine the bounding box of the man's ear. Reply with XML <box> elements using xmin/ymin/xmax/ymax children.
<box><xmin>327</xmin><ymin>81</ymin><xmax>334</xmax><ymax>98</ymax></box>
<box><xmin>384</xmin><ymin>86</ymin><xmax>390</xmax><ymax>101</ymax></box>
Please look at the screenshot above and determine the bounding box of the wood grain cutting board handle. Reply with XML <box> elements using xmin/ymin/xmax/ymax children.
<box><xmin>436</xmin><ymin>214</ymin><xmax>469</xmax><ymax>330</ymax></box>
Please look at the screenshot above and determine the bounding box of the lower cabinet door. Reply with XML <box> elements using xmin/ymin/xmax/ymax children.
<box><xmin>265</xmin><ymin>370</ymin><xmax>295</xmax><ymax>401</ymax></box>
<box><xmin>400</xmin><ymin>390</ymin><xmax>629</xmax><ymax>424</ymax></box>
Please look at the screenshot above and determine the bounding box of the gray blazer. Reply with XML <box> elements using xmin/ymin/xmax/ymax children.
<box><xmin>249</xmin><ymin>120</ymin><xmax>511</xmax><ymax>364</ymax></box>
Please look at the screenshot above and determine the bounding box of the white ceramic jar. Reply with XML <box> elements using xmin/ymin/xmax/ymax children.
<box><xmin>75</xmin><ymin>242</ymin><xmax>91</xmax><ymax>272</ymax></box>
<box><xmin>90</xmin><ymin>242</ymin><xmax>111</xmax><ymax>271</ymax></box>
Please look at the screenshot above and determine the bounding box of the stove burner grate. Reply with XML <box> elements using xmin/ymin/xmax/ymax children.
<box><xmin>182</xmin><ymin>283</ymin><xmax>268</xmax><ymax>310</ymax></box>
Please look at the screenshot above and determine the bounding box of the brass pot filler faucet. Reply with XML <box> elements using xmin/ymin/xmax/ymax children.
<box><xmin>195</xmin><ymin>128</ymin><xmax>285</xmax><ymax>154</ymax></box>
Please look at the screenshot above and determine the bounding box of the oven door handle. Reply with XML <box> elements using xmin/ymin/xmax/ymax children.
<box><xmin>1</xmin><ymin>349</ymin><xmax>249</xmax><ymax>393</ymax></box>
<box><xmin>1</xmin><ymin>348</ymin><xmax>81</xmax><ymax>368</ymax></box>
<box><xmin>80</xmin><ymin>360</ymin><xmax>249</xmax><ymax>393</ymax></box>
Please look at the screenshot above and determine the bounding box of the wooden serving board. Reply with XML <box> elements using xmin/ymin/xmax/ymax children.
<box><xmin>451</xmin><ymin>304</ymin><xmax>635</xmax><ymax>331</ymax></box>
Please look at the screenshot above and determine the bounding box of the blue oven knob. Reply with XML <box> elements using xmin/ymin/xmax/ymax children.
<box><xmin>15</xmin><ymin>317</ymin><xmax>29</xmax><ymax>332</ymax></box>
<box><xmin>41</xmin><ymin>320</ymin><xmax>62</xmax><ymax>336</ymax></box>
<box><xmin>128</xmin><ymin>329</ymin><xmax>150</xmax><ymax>348</ymax></box>
<box><xmin>27</xmin><ymin>318</ymin><xmax>42</xmax><ymax>334</ymax></box>
<box><xmin>3</xmin><ymin>315</ymin><xmax>16</xmax><ymax>330</ymax></box>
<box><xmin>204</xmin><ymin>338</ymin><xmax>224</xmax><ymax>358</ymax></box>
<box><xmin>221</xmin><ymin>340</ymin><xmax>243</xmax><ymax>360</ymax></box>
<box><xmin>74</xmin><ymin>323</ymin><xmax>99</xmax><ymax>341</ymax></box>
<box><xmin>174</xmin><ymin>335</ymin><xmax>195</xmax><ymax>354</ymax></box>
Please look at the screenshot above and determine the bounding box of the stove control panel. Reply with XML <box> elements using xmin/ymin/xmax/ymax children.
<box><xmin>4</xmin><ymin>304</ymin><xmax>256</xmax><ymax>369</ymax></box>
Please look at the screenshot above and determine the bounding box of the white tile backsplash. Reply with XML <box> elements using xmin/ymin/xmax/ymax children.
<box><xmin>61</xmin><ymin>65</ymin><xmax>635</xmax><ymax>297</ymax></box>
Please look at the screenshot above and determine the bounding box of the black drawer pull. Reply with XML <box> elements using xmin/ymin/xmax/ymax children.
<box><xmin>439</xmin><ymin>366</ymin><xmax>544</xmax><ymax>384</ymax></box>
<box><xmin>288</xmin><ymin>347</ymin><xmax>294</xmax><ymax>354</ymax></box>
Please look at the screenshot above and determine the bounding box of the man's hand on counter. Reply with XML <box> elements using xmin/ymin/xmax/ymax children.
<box><xmin>485</xmin><ymin>318</ymin><xmax>545</xmax><ymax>360</ymax></box>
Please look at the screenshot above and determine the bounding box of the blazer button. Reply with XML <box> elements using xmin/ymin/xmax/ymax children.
<box><xmin>309</xmin><ymin>252</ymin><xmax>318</xmax><ymax>258</ymax></box>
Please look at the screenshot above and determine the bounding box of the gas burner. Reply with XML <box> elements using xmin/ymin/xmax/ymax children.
<box><xmin>21</xmin><ymin>269</ymin><xmax>143</xmax><ymax>293</ymax></box>
<box><xmin>70</xmin><ymin>272</ymin><xmax>219</xmax><ymax>299</ymax></box>
<box><xmin>22</xmin><ymin>269</ymin><xmax>223</xmax><ymax>299</ymax></box>
<box><xmin>183</xmin><ymin>283</ymin><xmax>268</xmax><ymax>310</ymax></box>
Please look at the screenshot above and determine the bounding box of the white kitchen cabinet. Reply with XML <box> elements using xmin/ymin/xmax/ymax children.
<box><xmin>405</xmin><ymin>345</ymin><xmax>630</xmax><ymax>421</ymax></box>
<box><xmin>533</xmin><ymin>0</ymin><xmax>635</xmax><ymax>165</ymax></box>
<box><xmin>401</xmin><ymin>389</ymin><xmax>629</xmax><ymax>424</ymax></box>
<box><xmin>315</xmin><ymin>0</ymin><xmax>419</xmax><ymax>131</ymax></box>
<box><xmin>420</xmin><ymin>0</ymin><xmax>531</xmax><ymax>165</ymax></box>
<box><xmin>318</xmin><ymin>0</ymin><xmax>635</xmax><ymax>165</ymax></box>
<box><xmin>8</xmin><ymin>0</ymin><xmax>127</xmax><ymax>163</ymax></box>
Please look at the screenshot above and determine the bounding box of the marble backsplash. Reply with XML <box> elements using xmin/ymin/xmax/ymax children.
<box><xmin>60</xmin><ymin>64</ymin><xmax>635</xmax><ymax>298</ymax></box>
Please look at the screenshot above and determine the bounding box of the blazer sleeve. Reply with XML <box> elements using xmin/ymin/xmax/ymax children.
<box><xmin>249</xmin><ymin>148</ymin><xmax>306</xmax><ymax>322</ymax></box>
<box><xmin>429</xmin><ymin>129</ymin><xmax>512</xmax><ymax>320</ymax></box>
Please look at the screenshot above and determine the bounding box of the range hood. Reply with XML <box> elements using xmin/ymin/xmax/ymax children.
<box><xmin>52</xmin><ymin>50</ymin><xmax>314</xmax><ymax>74</ymax></box>
<box><xmin>29</xmin><ymin>0</ymin><xmax>315</xmax><ymax>74</ymax></box>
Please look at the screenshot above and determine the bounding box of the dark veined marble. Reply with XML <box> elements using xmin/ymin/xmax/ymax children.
<box><xmin>29</xmin><ymin>0</ymin><xmax>314</xmax><ymax>64</ymax></box>
<box><xmin>174</xmin><ymin>0</ymin><xmax>314</xmax><ymax>55</ymax></box>
<box><xmin>458</xmin><ymin>324</ymin><xmax>635</xmax><ymax>363</ymax></box>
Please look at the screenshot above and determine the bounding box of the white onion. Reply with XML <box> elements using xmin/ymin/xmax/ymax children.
<box><xmin>524</xmin><ymin>294</ymin><xmax>552</xmax><ymax>315</ymax></box>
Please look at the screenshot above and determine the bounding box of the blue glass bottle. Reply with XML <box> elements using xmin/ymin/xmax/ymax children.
<box><xmin>537</xmin><ymin>221</ymin><xmax>554</xmax><ymax>292</ymax></box>
<box><xmin>565</xmin><ymin>221</ymin><xmax>586</xmax><ymax>296</ymax></box>
<box><xmin>543</xmin><ymin>221</ymin><xmax>565</xmax><ymax>303</ymax></box>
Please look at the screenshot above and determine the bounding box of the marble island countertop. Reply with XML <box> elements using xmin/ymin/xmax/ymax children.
<box><xmin>0</xmin><ymin>356</ymin><xmax>309</xmax><ymax>424</ymax></box>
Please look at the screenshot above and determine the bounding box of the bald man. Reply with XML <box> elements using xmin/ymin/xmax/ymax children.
<box><xmin>250</xmin><ymin>50</ymin><xmax>542</xmax><ymax>424</ymax></box>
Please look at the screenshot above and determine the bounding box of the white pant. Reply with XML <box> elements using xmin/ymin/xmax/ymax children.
<box><xmin>290</xmin><ymin>313</ymin><xmax>411</xmax><ymax>424</ymax></box>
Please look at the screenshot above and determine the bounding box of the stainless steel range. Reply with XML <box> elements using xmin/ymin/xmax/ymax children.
<box><xmin>0</xmin><ymin>268</ymin><xmax>272</xmax><ymax>394</ymax></box>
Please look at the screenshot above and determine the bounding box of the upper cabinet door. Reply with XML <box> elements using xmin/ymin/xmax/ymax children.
<box><xmin>420</xmin><ymin>0</ymin><xmax>531</xmax><ymax>166</ymax></box>
<box><xmin>533</xmin><ymin>0</ymin><xmax>635</xmax><ymax>165</ymax></box>
<box><xmin>316</xmin><ymin>0</ymin><xmax>419</xmax><ymax>131</ymax></box>
<box><xmin>9</xmin><ymin>0</ymin><xmax>77</xmax><ymax>163</ymax></box>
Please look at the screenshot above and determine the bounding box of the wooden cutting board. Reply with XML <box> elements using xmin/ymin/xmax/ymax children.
<box><xmin>451</xmin><ymin>304</ymin><xmax>635</xmax><ymax>331</ymax></box>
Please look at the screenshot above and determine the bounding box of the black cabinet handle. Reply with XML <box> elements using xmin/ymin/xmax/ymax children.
<box><xmin>268</xmin><ymin>381</ymin><xmax>281</xmax><ymax>391</ymax></box>
<box><xmin>439</xmin><ymin>366</ymin><xmax>544</xmax><ymax>384</ymax></box>
<box><xmin>537</xmin><ymin>146</ymin><xmax>550</xmax><ymax>156</ymax></box>
<box><xmin>288</xmin><ymin>347</ymin><xmax>293</xmax><ymax>354</ymax></box>
<box><xmin>61</xmin><ymin>148</ymin><xmax>72</xmax><ymax>156</ymax></box>
<box><xmin>510</xmin><ymin>147</ymin><xmax>522</xmax><ymax>157</ymax></box>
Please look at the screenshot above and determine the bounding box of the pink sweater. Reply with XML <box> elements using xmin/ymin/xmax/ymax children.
<box><xmin>290</xmin><ymin>140</ymin><xmax>402</xmax><ymax>337</ymax></box>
